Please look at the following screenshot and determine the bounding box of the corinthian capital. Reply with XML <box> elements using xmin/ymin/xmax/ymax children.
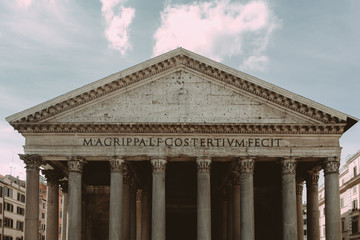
<box><xmin>109</xmin><ymin>157</ymin><xmax>125</xmax><ymax>173</ymax></box>
<box><xmin>196</xmin><ymin>157</ymin><xmax>211</xmax><ymax>173</ymax></box>
<box><xmin>239</xmin><ymin>157</ymin><xmax>255</xmax><ymax>174</ymax></box>
<box><xmin>67</xmin><ymin>156</ymin><xmax>86</xmax><ymax>173</ymax></box>
<box><xmin>151</xmin><ymin>158</ymin><xmax>167</xmax><ymax>174</ymax></box>
<box><xmin>307</xmin><ymin>170</ymin><xmax>319</xmax><ymax>185</ymax></box>
<box><xmin>296</xmin><ymin>181</ymin><xmax>304</xmax><ymax>195</ymax></box>
<box><xmin>42</xmin><ymin>170</ymin><xmax>61</xmax><ymax>186</ymax></box>
<box><xmin>281</xmin><ymin>157</ymin><xmax>296</xmax><ymax>175</ymax></box>
<box><xmin>19</xmin><ymin>154</ymin><xmax>43</xmax><ymax>172</ymax></box>
<box><xmin>322</xmin><ymin>157</ymin><xmax>340</xmax><ymax>175</ymax></box>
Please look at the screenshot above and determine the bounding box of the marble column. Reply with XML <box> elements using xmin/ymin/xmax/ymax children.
<box><xmin>20</xmin><ymin>154</ymin><xmax>42</xmax><ymax>240</ymax></box>
<box><xmin>141</xmin><ymin>190</ymin><xmax>150</xmax><ymax>240</ymax></box>
<box><xmin>239</xmin><ymin>158</ymin><xmax>255</xmax><ymax>240</ymax></box>
<box><xmin>281</xmin><ymin>158</ymin><xmax>298</xmax><ymax>240</ymax></box>
<box><xmin>221</xmin><ymin>191</ymin><xmax>227</xmax><ymax>240</ymax></box>
<box><xmin>109</xmin><ymin>157</ymin><xmax>125</xmax><ymax>240</ymax></box>
<box><xmin>296</xmin><ymin>180</ymin><xmax>304</xmax><ymax>240</ymax></box>
<box><xmin>122</xmin><ymin>164</ymin><xmax>131</xmax><ymax>240</ymax></box>
<box><xmin>43</xmin><ymin>170</ymin><xmax>61</xmax><ymax>240</ymax></box>
<box><xmin>130</xmin><ymin>182</ymin><xmax>137</xmax><ymax>240</ymax></box>
<box><xmin>226</xmin><ymin>183</ymin><xmax>233</xmax><ymax>240</ymax></box>
<box><xmin>306</xmin><ymin>170</ymin><xmax>320</xmax><ymax>240</ymax></box>
<box><xmin>60</xmin><ymin>181</ymin><xmax>69</xmax><ymax>240</ymax></box>
<box><xmin>67</xmin><ymin>156</ymin><xmax>85</xmax><ymax>240</ymax></box>
<box><xmin>323</xmin><ymin>157</ymin><xmax>341</xmax><ymax>240</ymax></box>
<box><xmin>232</xmin><ymin>170</ymin><xmax>241</xmax><ymax>240</ymax></box>
<box><xmin>151</xmin><ymin>158</ymin><xmax>167</xmax><ymax>240</ymax></box>
<box><xmin>196</xmin><ymin>157</ymin><xmax>212</xmax><ymax>240</ymax></box>
<box><xmin>136</xmin><ymin>190</ymin><xmax>142</xmax><ymax>240</ymax></box>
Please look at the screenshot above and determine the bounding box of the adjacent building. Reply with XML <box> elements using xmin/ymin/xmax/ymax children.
<box><xmin>0</xmin><ymin>174</ymin><xmax>26</xmax><ymax>240</ymax></box>
<box><xmin>0</xmin><ymin>174</ymin><xmax>64</xmax><ymax>240</ymax></box>
<box><xmin>319</xmin><ymin>150</ymin><xmax>360</xmax><ymax>240</ymax></box>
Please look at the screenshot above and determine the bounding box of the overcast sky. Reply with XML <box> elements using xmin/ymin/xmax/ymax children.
<box><xmin>0</xmin><ymin>0</ymin><xmax>359</xmax><ymax>180</ymax></box>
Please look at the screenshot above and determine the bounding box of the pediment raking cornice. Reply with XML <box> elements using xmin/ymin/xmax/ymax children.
<box><xmin>7</xmin><ymin>48</ymin><xmax>356</xmax><ymax>129</ymax></box>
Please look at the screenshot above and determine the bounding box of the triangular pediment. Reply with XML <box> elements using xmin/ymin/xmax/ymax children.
<box><xmin>6</xmin><ymin>48</ymin><xmax>357</xmax><ymax>133</ymax></box>
<box><xmin>46</xmin><ymin>70</ymin><xmax>316</xmax><ymax>125</ymax></box>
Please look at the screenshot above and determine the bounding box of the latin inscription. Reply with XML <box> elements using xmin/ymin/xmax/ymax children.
<box><xmin>83</xmin><ymin>137</ymin><xmax>282</xmax><ymax>148</ymax></box>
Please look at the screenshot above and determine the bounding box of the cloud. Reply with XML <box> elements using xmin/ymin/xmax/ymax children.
<box><xmin>153</xmin><ymin>0</ymin><xmax>280</xmax><ymax>71</ymax></box>
<box><xmin>100</xmin><ymin>0</ymin><xmax>135</xmax><ymax>55</ymax></box>
<box><xmin>16</xmin><ymin>0</ymin><xmax>33</xmax><ymax>8</ymax></box>
<box><xmin>240</xmin><ymin>55</ymin><xmax>268</xmax><ymax>71</ymax></box>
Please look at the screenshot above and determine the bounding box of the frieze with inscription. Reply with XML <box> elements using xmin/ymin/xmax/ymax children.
<box><xmin>83</xmin><ymin>137</ymin><xmax>282</xmax><ymax>148</ymax></box>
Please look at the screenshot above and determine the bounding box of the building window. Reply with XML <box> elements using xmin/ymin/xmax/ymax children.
<box><xmin>4</xmin><ymin>236</ymin><xmax>13</xmax><ymax>240</ymax></box>
<box><xmin>304</xmin><ymin>230</ymin><xmax>307</xmax><ymax>236</ymax></box>
<box><xmin>4</xmin><ymin>217</ymin><xmax>14</xmax><ymax>228</ymax></box>
<box><xmin>17</xmin><ymin>206</ymin><xmax>25</xmax><ymax>215</ymax></box>
<box><xmin>353</xmin><ymin>199</ymin><xmax>358</xmax><ymax>210</ymax></box>
<box><xmin>17</xmin><ymin>193</ymin><xmax>25</xmax><ymax>203</ymax></box>
<box><xmin>354</xmin><ymin>186</ymin><xmax>357</xmax><ymax>194</ymax></box>
<box><xmin>353</xmin><ymin>216</ymin><xmax>359</xmax><ymax>234</ymax></box>
<box><xmin>42</xmin><ymin>212</ymin><xmax>45</xmax><ymax>219</ymax></box>
<box><xmin>354</xmin><ymin>166</ymin><xmax>357</xmax><ymax>177</ymax></box>
<box><xmin>16</xmin><ymin>221</ymin><xmax>24</xmax><ymax>231</ymax></box>
<box><xmin>0</xmin><ymin>186</ymin><xmax>3</xmax><ymax>197</ymax></box>
<box><xmin>4</xmin><ymin>202</ymin><xmax>14</xmax><ymax>212</ymax></box>
<box><xmin>303</xmin><ymin>219</ymin><xmax>307</xmax><ymax>225</ymax></box>
<box><xmin>4</xmin><ymin>187</ymin><xmax>13</xmax><ymax>198</ymax></box>
<box><xmin>342</xmin><ymin>218</ymin><xmax>345</xmax><ymax>232</ymax></box>
<box><xmin>341</xmin><ymin>198</ymin><xmax>344</xmax><ymax>208</ymax></box>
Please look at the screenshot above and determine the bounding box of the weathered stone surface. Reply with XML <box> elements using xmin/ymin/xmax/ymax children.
<box><xmin>49</xmin><ymin>71</ymin><xmax>313</xmax><ymax>124</ymax></box>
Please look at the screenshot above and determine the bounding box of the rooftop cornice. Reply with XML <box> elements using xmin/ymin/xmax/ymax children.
<box><xmin>6</xmin><ymin>48</ymin><xmax>358</xmax><ymax>129</ymax></box>
<box><xmin>12</xmin><ymin>122</ymin><xmax>346</xmax><ymax>135</ymax></box>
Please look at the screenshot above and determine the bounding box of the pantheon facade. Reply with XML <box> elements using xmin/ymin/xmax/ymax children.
<box><xmin>6</xmin><ymin>48</ymin><xmax>358</xmax><ymax>240</ymax></box>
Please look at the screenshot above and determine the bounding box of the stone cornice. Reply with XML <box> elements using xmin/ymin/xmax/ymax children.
<box><xmin>11</xmin><ymin>122</ymin><xmax>346</xmax><ymax>134</ymax></box>
<box><xmin>7</xmin><ymin>51</ymin><xmax>352</xmax><ymax>126</ymax></box>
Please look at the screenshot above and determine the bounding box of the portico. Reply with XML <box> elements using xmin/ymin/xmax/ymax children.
<box><xmin>7</xmin><ymin>48</ymin><xmax>357</xmax><ymax>240</ymax></box>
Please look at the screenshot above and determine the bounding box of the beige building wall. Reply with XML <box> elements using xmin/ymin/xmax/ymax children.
<box><xmin>0</xmin><ymin>174</ymin><xmax>26</xmax><ymax>240</ymax></box>
<box><xmin>319</xmin><ymin>150</ymin><xmax>360</xmax><ymax>240</ymax></box>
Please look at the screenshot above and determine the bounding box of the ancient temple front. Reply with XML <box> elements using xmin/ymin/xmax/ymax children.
<box><xmin>6</xmin><ymin>48</ymin><xmax>358</xmax><ymax>240</ymax></box>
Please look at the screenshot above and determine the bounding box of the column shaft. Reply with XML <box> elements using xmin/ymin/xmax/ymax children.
<box><xmin>281</xmin><ymin>158</ymin><xmax>298</xmax><ymax>240</ymax></box>
<box><xmin>296</xmin><ymin>181</ymin><xmax>304</xmax><ymax>240</ymax></box>
<box><xmin>323</xmin><ymin>158</ymin><xmax>341</xmax><ymax>240</ymax></box>
<box><xmin>197</xmin><ymin>157</ymin><xmax>212</xmax><ymax>240</ymax></box>
<box><xmin>233</xmin><ymin>171</ymin><xmax>241</xmax><ymax>240</ymax></box>
<box><xmin>109</xmin><ymin>158</ymin><xmax>124</xmax><ymax>240</ymax></box>
<box><xmin>43</xmin><ymin>170</ymin><xmax>60</xmax><ymax>240</ymax></box>
<box><xmin>136</xmin><ymin>190</ymin><xmax>142</xmax><ymax>240</ymax></box>
<box><xmin>141</xmin><ymin>191</ymin><xmax>150</xmax><ymax>240</ymax></box>
<box><xmin>221</xmin><ymin>192</ymin><xmax>227</xmax><ymax>240</ymax></box>
<box><xmin>61</xmin><ymin>185</ymin><xmax>68</xmax><ymax>240</ymax></box>
<box><xmin>151</xmin><ymin>158</ymin><xmax>167</xmax><ymax>240</ymax></box>
<box><xmin>226</xmin><ymin>185</ymin><xmax>233</xmax><ymax>240</ymax></box>
<box><xmin>67</xmin><ymin>158</ymin><xmax>85</xmax><ymax>240</ymax></box>
<box><xmin>20</xmin><ymin>154</ymin><xmax>42</xmax><ymax>240</ymax></box>
<box><xmin>240</xmin><ymin>158</ymin><xmax>255</xmax><ymax>240</ymax></box>
<box><xmin>123</xmin><ymin>167</ymin><xmax>131</xmax><ymax>240</ymax></box>
<box><xmin>306</xmin><ymin>171</ymin><xmax>320</xmax><ymax>240</ymax></box>
<box><xmin>130</xmin><ymin>185</ymin><xmax>137</xmax><ymax>240</ymax></box>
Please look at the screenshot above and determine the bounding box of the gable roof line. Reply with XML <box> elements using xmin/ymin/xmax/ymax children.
<box><xmin>6</xmin><ymin>48</ymin><xmax>358</xmax><ymax>128</ymax></box>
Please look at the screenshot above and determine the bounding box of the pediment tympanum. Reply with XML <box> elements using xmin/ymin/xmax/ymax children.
<box><xmin>46</xmin><ymin>71</ymin><xmax>314</xmax><ymax>125</ymax></box>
